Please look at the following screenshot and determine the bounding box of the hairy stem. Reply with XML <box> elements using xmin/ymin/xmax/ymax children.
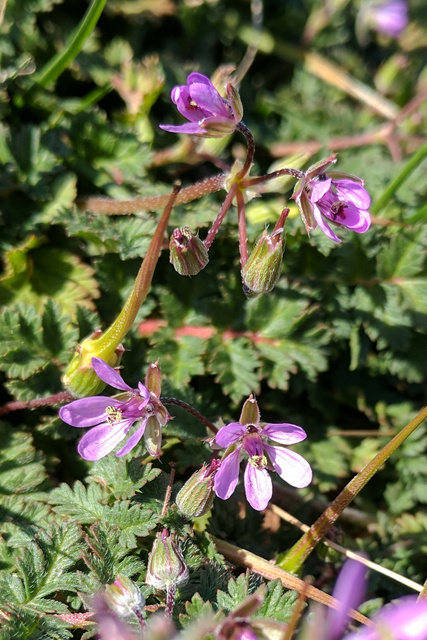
<box><xmin>79</xmin><ymin>173</ymin><xmax>226</xmax><ymax>214</ymax></box>
<box><xmin>161</xmin><ymin>397</ymin><xmax>218</xmax><ymax>434</ymax></box>
<box><xmin>236</xmin><ymin>122</ymin><xmax>255</xmax><ymax>179</ymax></box>
<box><xmin>204</xmin><ymin>183</ymin><xmax>238</xmax><ymax>249</ymax></box>
<box><xmin>242</xmin><ymin>166</ymin><xmax>305</xmax><ymax>189</ymax></box>
<box><xmin>0</xmin><ymin>391</ymin><xmax>74</xmax><ymax>416</ymax></box>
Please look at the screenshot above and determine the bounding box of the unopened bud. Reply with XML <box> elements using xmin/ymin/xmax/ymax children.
<box><xmin>104</xmin><ymin>575</ymin><xmax>145</xmax><ymax>619</ymax></box>
<box><xmin>62</xmin><ymin>337</ymin><xmax>124</xmax><ymax>398</ymax></box>
<box><xmin>176</xmin><ymin>460</ymin><xmax>220</xmax><ymax>518</ymax></box>
<box><xmin>169</xmin><ymin>227</ymin><xmax>209</xmax><ymax>276</ymax></box>
<box><xmin>241</xmin><ymin>227</ymin><xmax>285</xmax><ymax>297</ymax></box>
<box><xmin>146</xmin><ymin>529</ymin><xmax>189</xmax><ymax>590</ymax></box>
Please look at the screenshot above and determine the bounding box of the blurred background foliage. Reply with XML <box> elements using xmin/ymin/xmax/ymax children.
<box><xmin>0</xmin><ymin>0</ymin><xmax>426</xmax><ymax>636</ymax></box>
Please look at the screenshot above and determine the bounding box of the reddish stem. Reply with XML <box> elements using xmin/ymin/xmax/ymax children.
<box><xmin>204</xmin><ymin>182</ymin><xmax>238</xmax><ymax>249</ymax></box>
<box><xmin>237</xmin><ymin>190</ymin><xmax>248</xmax><ymax>269</ymax></box>
<box><xmin>0</xmin><ymin>391</ymin><xmax>74</xmax><ymax>416</ymax></box>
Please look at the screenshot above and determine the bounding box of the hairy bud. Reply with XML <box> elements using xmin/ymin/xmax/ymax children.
<box><xmin>103</xmin><ymin>575</ymin><xmax>145</xmax><ymax>620</ymax></box>
<box><xmin>169</xmin><ymin>227</ymin><xmax>209</xmax><ymax>276</ymax></box>
<box><xmin>176</xmin><ymin>460</ymin><xmax>220</xmax><ymax>518</ymax></box>
<box><xmin>146</xmin><ymin>529</ymin><xmax>189</xmax><ymax>590</ymax></box>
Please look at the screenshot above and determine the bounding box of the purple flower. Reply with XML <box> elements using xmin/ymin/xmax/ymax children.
<box><xmin>345</xmin><ymin>596</ymin><xmax>427</xmax><ymax>640</ymax></box>
<box><xmin>327</xmin><ymin>559</ymin><xmax>368</xmax><ymax>640</ymax></box>
<box><xmin>367</xmin><ymin>0</ymin><xmax>409</xmax><ymax>38</ymax></box>
<box><xmin>294</xmin><ymin>155</ymin><xmax>371</xmax><ymax>243</ymax></box>
<box><xmin>159</xmin><ymin>72</ymin><xmax>243</xmax><ymax>138</ymax></box>
<box><xmin>213</xmin><ymin>395</ymin><xmax>312</xmax><ymax>511</ymax></box>
<box><xmin>59</xmin><ymin>358</ymin><xmax>171</xmax><ymax>460</ymax></box>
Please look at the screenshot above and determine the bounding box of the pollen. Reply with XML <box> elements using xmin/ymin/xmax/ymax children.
<box><xmin>106</xmin><ymin>406</ymin><xmax>123</xmax><ymax>425</ymax></box>
<box><xmin>248</xmin><ymin>454</ymin><xmax>268</xmax><ymax>469</ymax></box>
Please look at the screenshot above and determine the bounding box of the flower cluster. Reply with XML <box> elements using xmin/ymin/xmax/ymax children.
<box><xmin>213</xmin><ymin>395</ymin><xmax>312</xmax><ymax>511</ymax></box>
<box><xmin>59</xmin><ymin>357</ymin><xmax>171</xmax><ymax>460</ymax></box>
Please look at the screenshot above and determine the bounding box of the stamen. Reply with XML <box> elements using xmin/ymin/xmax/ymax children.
<box><xmin>106</xmin><ymin>405</ymin><xmax>123</xmax><ymax>425</ymax></box>
<box><xmin>248</xmin><ymin>454</ymin><xmax>268</xmax><ymax>469</ymax></box>
<box><xmin>186</xmin><ymin>97</ymin><xmax>199</xmax><ymax>111</ymax></box>
<box><xmin>331</xmin><ymin>201</ymin><xmax>347</xmax><ymax>219</ymax></box>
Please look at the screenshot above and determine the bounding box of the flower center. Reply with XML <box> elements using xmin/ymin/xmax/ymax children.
<box><xmin>248</xmin><ymin>454</ymin><xmax>268</xmax><ymax>469</ymax></box>
<box><xmin>106</xmin><ymin>406</ymin><xmax>123</xmax><ymax>425</ymax></box>
<box><xmin>330</xmin><ymin>201</ymin><xmax>347</xmax><ymax>219</ymax></box>
<box><xmin>246</xmin><ymin>424</ymin><xmax>258</xmax><ymax>434</ymax></box>
<box><xmin>187</xmin><ymin>97</ymin><xmax>199</xmax><ymax>111</ymax></box>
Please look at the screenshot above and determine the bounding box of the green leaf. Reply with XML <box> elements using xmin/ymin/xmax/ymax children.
<box><xmin>208</xmin><ymin>337</ymin><xmax>260</xmax><ymax>403</ymax></box>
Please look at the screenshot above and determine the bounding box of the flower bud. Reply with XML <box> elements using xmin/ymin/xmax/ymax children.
<box><xmin>146</xmin><ymin>529</ymin><xmax>189</xmax><ymax>590</ymax></box>
<box><xmin>62</xmin><ymin>335</ymin><xmax>124</xmax><ymax>398</ymax></box>
<box><xmin>103</xmin><ymin>575</ymin><xmax>145</xmax><ymax>620</ymax></box>
<box><xmin>176</xmin><ymin>460</ymin><xmax>220</xmax><ymax>518</ymax></box>
<box><xmin>169</xmin><ymin>227</ymin><xmax>209</xmax><ymax>276</ymax></box>
<box><xmin>242</xmin><ymin>227</ymin><xmax>285</xmax><ymax>297</ymax></box>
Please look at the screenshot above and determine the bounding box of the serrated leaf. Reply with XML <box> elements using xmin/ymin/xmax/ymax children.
<box><xmin>208</xmin><ymin>337</ymin><xmax>260</xmax><ymax>403</ymax></box>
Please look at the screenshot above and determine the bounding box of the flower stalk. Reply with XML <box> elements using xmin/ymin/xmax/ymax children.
<box><xmin>278</xmin><ymin>404</ymin><xmax>427</xmax><ymax>573</ymax></box>
<box><xmin>62</xmin><ymin>184</ymin><xmax>180</xmax><ymax>397</ymax></box>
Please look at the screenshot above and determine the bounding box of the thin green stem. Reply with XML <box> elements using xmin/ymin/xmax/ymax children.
<box><xmin>279</xmin><ymin>404</ymin><xmax>427</xmax><ymax>573</ymax></box>
<box><xmin>32</xmin><ymin>0</ymin><xmax>107</xmax><ymax>88</ymax></box>
<box><xmin>371</xmin><ymin>140</ymin><xmax>427</xmax><ymax>215</ymax></box>
<box><xmin>92</xmin><ymin>185</ymin><xmax>180</xmax><ymax>354</ymax></box>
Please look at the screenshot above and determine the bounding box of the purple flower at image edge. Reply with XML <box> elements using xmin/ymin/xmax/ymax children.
<box><xmin>346</xmin><ymin>596</ymin><xmax>427</xmax><ymax>640</ymax></box>
<box><xmin>159</xmin><ymin>72</ymin><xmax>242</xmax><ymax>138</ymax></box>
<box><xmin>369</xmin><ymin>0</ymin><xmax>409</xmax><ymax>38</ymax></box>
<box><xmin>213</xmin><ymin>396</ymin><xmax>312</xmax><ymax>511</ymax></box>
<box><xmin>59</xmin><ymin>358</ymin><xmax>170</xmax><ymax>461</ymax></box>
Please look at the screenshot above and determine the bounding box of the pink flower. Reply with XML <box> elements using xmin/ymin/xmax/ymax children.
<box><xmin>294</xmin><ymin>154</ymin><xmax>371</xmax><ymax>243</ymax></box>
<box><xmin>159</xmin><ymin>72</ymin><xmax>243</xmax><ymax>138</ymax></box>
<box><xmin>345</xmin><ymin>596</ymin><xmax>427</xmax><ymax>640</ymax></box>
<box><xmin>59</xmin><ymin>358</ymin><xmax>171</xmax><ymax>460</ymax></box>
<box><xmin>367</xmin><ymin>0</ymin><xmax>408</xmax><ymax>38</ymax></box>
<box><xmin>213</xmin><ymin>396</ymin><xmax>312</xmax><ymax>511</ymax></box>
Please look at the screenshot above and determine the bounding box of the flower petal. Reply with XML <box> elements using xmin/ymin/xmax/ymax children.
<box><xmin>312</xmin><ymin>204</ymin><xmax>341</xmax><ymax>243</ymax></box>
<box><xmin>345</xmin><ymin>596</ymin><xmax>427</xmax><ymax>640</ymax></box>
<box><xmin>244</xmin><ymin>463</ymin><xmax>272</xmax><ymax>511</ymax></box>
<box><xmin>327</xmin><ymin>558</ymin><xmax>367</xmax><ymax>640</ymax></box>
<box><xmin>92</xmin><ymin>358</ymin><xmax>132</xmax><ymax>392</ymax></box>
<box><xmin>159</xmin><ymin>122</ymin><xmax>205</xmax><ymax>135</ymax></box>
<box><xmin>77</xmin><ymin>419</ymin><xmax>133</xmax><ymax>461</ymax></box>
<box><xmin>59</xmin><ymin>396</ymin><xmax>120</xmax><ymax>427</ymax></box>
<box><xmin>310</xmin><ymin>177</ymin><xmax>332</xmax><ymax>203</ymax></box>
<box><xmin>189</xmin><ymin>78</ymin><xmax>230</xmax><ymax>118</ymax></box>
<box><xmin>262</xmin><ymin>423</ymin><xmax>307</xmax><ymax>445</ymax></box>
<box><xmin>214</xmin><ymin>448</ymin><xmax>241</xmax><ymax>500</ymax></box>
<box><xmin>215</xmin><ymin>422</ymin><xmax>246</xmax><ymax>448</ymax></box>
<box><xmin>172</xmin><ymin>84</ymin><xmax>207</xmax><ymax>122</ymax></box>
<box><xmin>265</xmin><ymin>445</ymin><xmax>312</xmax><ymax>488</ymax></box>
<box><xmin>334</xmin><ymin>179</ymin><xmax>371</xmax><ymax>209</ymax></box>
<box><xmin>115</xmin><ymin>419</ymin><xmax>147</xmax><ymax>457</ymax></box>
